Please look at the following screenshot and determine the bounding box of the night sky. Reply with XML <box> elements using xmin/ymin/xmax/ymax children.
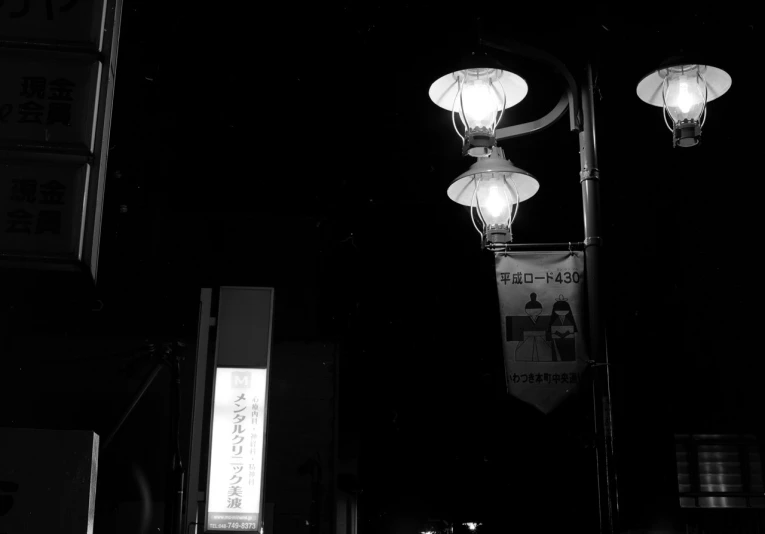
<box><xmin>2</xmin><ymin>3</ymin><xmax>762</xmax><ymax>533</ymax></box>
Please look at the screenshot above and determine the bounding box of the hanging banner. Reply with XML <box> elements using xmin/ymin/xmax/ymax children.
<box><xmin>496</xmin><ymin>252</ymin><xmax>588</xmax><ymax>413</ymax></box>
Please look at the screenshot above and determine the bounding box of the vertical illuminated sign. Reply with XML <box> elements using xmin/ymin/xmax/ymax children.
<box><xmin>207</xmin><ymin>367</ymin><xmax>267</xmax><ymax>531</ymax></box>
<box><xmin>203</xmin><ymin>286</ymin><xmax>272</xmax><ymax>533</ymax></box>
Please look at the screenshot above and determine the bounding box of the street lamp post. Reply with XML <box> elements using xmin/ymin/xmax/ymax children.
<box><xmin>578</xmin><ymin>61</ymin><xmax>618</xmax><ymax>534</ymax></box>
<box><xmin>428</xmin><ymin>18</ymin><xmax>736</xmax><ymax>533</ymax></box>
<box><xmin>430</xmin><ymin>37</ymin><xmax>619</xmax><ymax>533</ymax></box>
<box><xmin>479</xmin><ymin>40</ymin><xmax>618</xmax><ymax>534</ymax></box>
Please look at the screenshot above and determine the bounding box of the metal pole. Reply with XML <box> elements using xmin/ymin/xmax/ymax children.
<box><xmin>183</xmin><ymin>288</ymin><xmax>213</xmax><ymax>534</ymax></box>
<box><xmin>101</xmin><ymin>357</ymin><xmax>167</xmax><ymax>450</ymax></box>
<box><xmin>497</xmin><ymin>242</ymin><xmax>586</xmax><ymax>252</ymax></box>
<box><xmin>579</xmin><ymin>62</ymin><xmax>618</xmax><ymax>534</ymax></box>
<box><xmin>170</xmin><ymin>354</ymin><xmax>186</xmax><ymax>534</ymax></box>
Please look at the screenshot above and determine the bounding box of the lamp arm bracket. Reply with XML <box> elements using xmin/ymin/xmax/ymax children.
<box><xmin>579</xmin><ymin>167</ymin><xmax>600</xmax><ymax>182</ymax></box>
<box><xmin>583</xmin><ymin>236</ymin><xmax>603</xmax><ymax>248</ymax></box>
<box><xmin>480</xmin><ymin>38</ymin><xmax>582</xmax><ymax>132</ymax></box>
<box><xmin>570</xmin><ymin>87</ymin><xmax>583</xmax><ymax>132</ymax></box>
<box><xmin>496</xmin><ymin>89</ymin><xmax>569</xmax><ymax>140</ymax></box>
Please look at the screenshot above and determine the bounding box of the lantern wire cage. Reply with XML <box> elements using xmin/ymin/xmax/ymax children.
<box><xmin>468</xmin><ymin>173</ymin><xmax>520</xmax><ymax>251</ymax></box>
<box><xmin>448</xmin><ymin>70</ymin><xmax>509</xmax><ymax>153</ymax></box>
<box><xmin>660</xmin><ymin>66</ymin><xmax>709</xmax><ymax>132</ymax></box>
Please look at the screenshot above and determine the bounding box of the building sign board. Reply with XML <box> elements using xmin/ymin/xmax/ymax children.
<box><xmin>201</xmin><ymin>287</ymin><xmax>274</xmax><ymax>533</ymax></box>
<box><xmin>0</xmin><ymin>55</ymin><xmax>99</xmax><ymax>148</ymax></box>
<box><xmin>0</xmin><ymin>0</ymin><xmax>121</xmax><ymax>281</ymax></box>
<box><xmin>0</xmin><ymin>428</ymin><xmax>99</xmax><ymax>534</ymax></box>
<box><xmin>0</xmin><ymin>0</ymin><xmax>105</xmax><ymax>45</ymax></box>
<box><xmin>206</xmin><ymin>368</ymin><xmax>268</xmax><ymax>531</ymax></box>
<box><xmin>0</xmin><ymin>160</ymin><xmax>86</xmax><ymax>256</ymax></box>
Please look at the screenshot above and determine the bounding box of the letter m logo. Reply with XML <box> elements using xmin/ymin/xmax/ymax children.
<box><xmin>232</xmin><ymin>371</ymin><xmax>250</xmax><ymax>388</ymax></box>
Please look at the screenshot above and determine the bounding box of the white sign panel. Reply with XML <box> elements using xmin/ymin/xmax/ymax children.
<box><xmin>207</xmin><ymin>367</ymin><xmax>267</xmax><ymax>532</ymax></box>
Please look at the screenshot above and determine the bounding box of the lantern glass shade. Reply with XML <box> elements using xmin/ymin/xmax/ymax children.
<box><xmin>662</xmin><ymin>65</ymin><xmax>706</xmax><ymax>123</ymax></box>
<box><xmin>474</xmin><ymin>173</ymin><xmax>517</xmax><ymax>226</ymax></box>
<box><xmin>461</xmin><ymin>74</ymin><xmax>503</xmax><ymax>132</ymax></box>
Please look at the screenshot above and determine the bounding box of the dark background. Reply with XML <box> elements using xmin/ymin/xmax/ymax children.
<box><xmin>1</xmin><ymin>3</ymin><xmax>761</xmax><ymax>533</ymax></box>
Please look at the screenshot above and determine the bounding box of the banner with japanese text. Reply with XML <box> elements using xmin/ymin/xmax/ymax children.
<box><xmin>207</xmin><ymin>367</ymin><xmax>267</xmax><ymax>532</ymax></box>
<box><xmin>496</xmin><ymin>252</ymin><xmax>588</xmax><ymax>413</ymax></box>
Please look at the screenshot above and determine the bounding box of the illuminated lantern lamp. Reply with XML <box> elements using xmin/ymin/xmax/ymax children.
<box><xmin>429</xmin><ymin>55</ymin><xmax>528</xmax><ymax>157</ymax></box>
<box><xmin>448</xmin><ymin>147</ymin><xmax>539</xmax><ymax>250</ymax></box>
<box><xmin>637</xmin><ymin>60</ymin><xmax>731</xmax><ymax>147</ymax></box>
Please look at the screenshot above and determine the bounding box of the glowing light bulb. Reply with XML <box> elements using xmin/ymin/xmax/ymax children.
<box><xmin>676</xmin><ymin>81</ymin><xmax>694</xmax><ymax>113</ymax></box>
<box><xmin>484</xmin><ymin>185</ymin><xmax>506</xmax><ymax>218</ymax></box>
<box><xmin>663</xmin><ymin>66</ymin><xmax>705</xmax><ymax>123</ymax></box>
<box><xmin>475</xmin><ymin>174</ymin><xmax>515</xmax><ymax>226</ymax></box>
<box><xmin>461</xmin><ymin>80</ymin><xmax>499</xmax><ymax>130</ymax></box>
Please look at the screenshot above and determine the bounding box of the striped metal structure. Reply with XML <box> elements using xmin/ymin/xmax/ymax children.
<box><xmin>676</xmin><ymin>434</ymin><xmax>765</xmax><ymax>509</ymax></box>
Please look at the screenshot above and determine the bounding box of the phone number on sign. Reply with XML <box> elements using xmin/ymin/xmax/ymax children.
<box><xmin>209</xmin><ymin>523</ymin><xmax>258</xmax><ymax>530</ymax></box>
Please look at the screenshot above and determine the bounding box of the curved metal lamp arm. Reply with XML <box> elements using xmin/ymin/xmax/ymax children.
<box><xmin>496</xmin><ymin>90</ymin><xmax>570</xmax><ymax>140</ymax></box>
<box><xmin>480</xmin><ymin>38</ymin><xmax>582</xmax><ymax>136</ymax></box>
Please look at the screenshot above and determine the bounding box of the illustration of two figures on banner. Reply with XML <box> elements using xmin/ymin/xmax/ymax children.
<box><xmin>507</xmin><ymin>293</ymin><xmax>578</xmax><ymax>362</ymax></box>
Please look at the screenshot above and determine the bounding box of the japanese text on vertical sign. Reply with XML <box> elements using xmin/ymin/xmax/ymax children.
<box><xmin>1</xmin><ymin>76</ymin><xmax>75</xmax><ymax>126</ymax></box>
<box><xmin>228</xmin><ymin>392</ymin><xmax>246</xmax><ymax>509</ymax></box>
<box><xmin>0</xmin><ymin>0</ymin><xmax>79</xmax><ymax>21</ymax></box>
<box><xmin>207</xmin><ymin>367</ymin><xmax>266</xmax><ymax>531</ymax></box>
<box><xmin>6</xmin><ymin>178</ymin><xmax>66</xmax><ymax>235</ymax></box>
